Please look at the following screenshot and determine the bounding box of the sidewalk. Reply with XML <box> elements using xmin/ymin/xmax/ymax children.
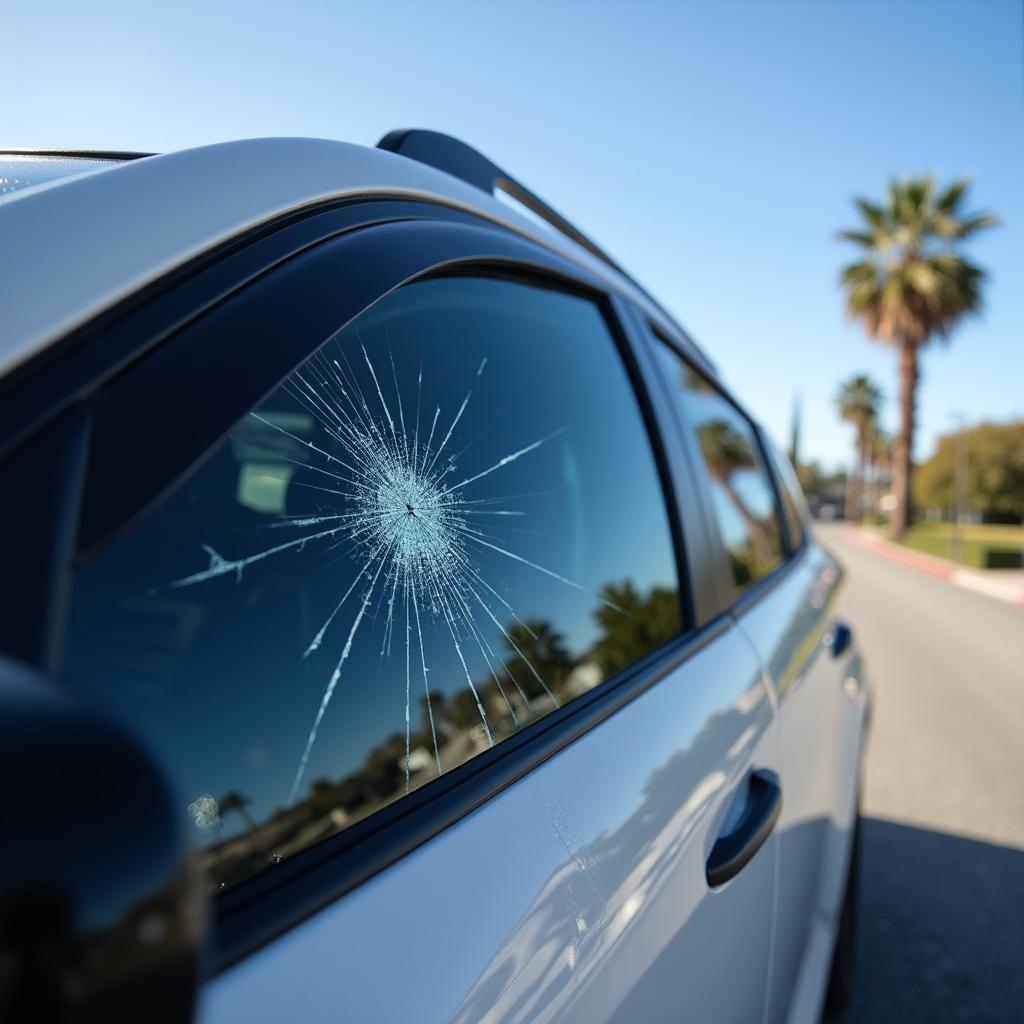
<box><xmin>847</xmin><ymin>526</ymin><xmax>1024</xmax><ymax>607</ymax></box>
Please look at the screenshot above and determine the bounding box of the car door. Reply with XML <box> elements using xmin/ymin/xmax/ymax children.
<box><xmin>47</xmin><ymin>210</ymin><xmax>782</xmax><ymax>1022</ymax></box>
<box><xmin>732</xmin><ymin>443</ymin><xmax>864</xmax><ymax>1024</ymax></box>
<box><xmin>647</xmin><ymin>331</ymin><xmax>864</xmax><ymax>1024</ymax></box>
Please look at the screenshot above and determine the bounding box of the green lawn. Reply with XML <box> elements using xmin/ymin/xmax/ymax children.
<box><xmin>900</xmin><ymin>523</ymin><xmax>1024</xmax><ymax>569</ymax></box>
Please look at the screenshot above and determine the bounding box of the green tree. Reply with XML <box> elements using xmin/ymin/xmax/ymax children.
<box><xmin>835</xmin><ymin>374</ymin><xmax>883</xmax><ymax>520</ymax></box>
<box><xmin>502</xmin><ymin>618</ymin><xmax>571</xmax><ymax>703</ymax></box>
<box><xmin>307</xmin><ymin>778</ymin><xmax>336</xmax><ymax>813</ymax></box>
<box><xmin>795</xmin><ymin>461</ymin><xmax>820</xmax><ymax>497</ymax></box>
<box><xmin>838</xmin><ymin>176</ymin><xmax>997</xmax><ymax>538</ymax></box>
<box><xmin>788</xmin><ymin>395</ymin><xmax>801</xmax><ymax>467</ymax></box>
<box><xmin>591</xmin><ymin>582</ymin><xmax>680</xmax><ymax>677</ymax></box>
<box><xmin>446</xmin><ymin>688</ymin><xmax>482</xmax><ymax>731</ymax></box>
<box><xmin>915</xmin><ymin>420</ymin><xmax>1024</xmax><ymax>521</ymax></box>
<box><xmin>216</xmin><ymin>790</ymin><xmax>261</xmax><ymax>854</ymax></box>
<box><xmin>217</xmin><ymin>790</ymin><xmax>257</xmax><ymax>833</ymax></box>
<box><xmin>362</xmin><ymin>732</ymin><xmax>405</xmax><ymax>795</ymax></box>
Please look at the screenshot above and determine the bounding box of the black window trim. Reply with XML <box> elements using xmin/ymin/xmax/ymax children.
<box><xmin>0</xmin><ymin>200</ymin><xmax>487</xmax><ymax>463</ymax></box>
<box><xmin>755</xmin><ymin>423</ymin><xmax>809</xmax><ymax>559</ymax></box>
<box><xmin>1</xmin><ymin>203</ymin><xmax>739</xmax><ymax>971</ymax></box>
<box><xmin>612</xmin><ymin>297</ymin><xmax>727</xmax><ymax>627</ymax></box>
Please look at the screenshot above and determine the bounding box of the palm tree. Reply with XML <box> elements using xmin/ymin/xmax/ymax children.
<box><xmin>839</xmin><ymin>176</ymin><xmax>997</xmax><ymax>538</ymax></box>
<box><xmin>217</xmin><ymin>790</ymin><xmax>258</xmax><ymax>833</ymax></box>
<box><xmin>836</xmin><ymin>374</ymin><xmax>882</xmax><ymax>521</ymax></box>
<box><xmin>866</xmin><ymin>422</ymin><xmax>892</xmax><ymax>520</ymax></box>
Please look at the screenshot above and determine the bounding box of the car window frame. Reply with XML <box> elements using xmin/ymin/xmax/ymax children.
<box><xmin>757</xmin><ymin>427</ymin><xmax>809</xmax><ymax>559</ymax></box>
<box><xmin>640</xmin><ymin>325</ymin><xmax>804</xmax><ymax>619</ymax></box>
<box><xmin>1</xmin><ymin>200</ymin><xmax>740</xmax><ymax>970</ymax></box>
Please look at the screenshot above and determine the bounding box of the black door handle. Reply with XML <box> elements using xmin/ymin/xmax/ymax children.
<box><xmin>826</xmin><ymin>621</ymin><xmax>853</xmax><ymax>658</ymax></box>
<box><xmin>706</xmin><ymin>771</ymin><xmax>782</xmax><ymax>887</ymax></box>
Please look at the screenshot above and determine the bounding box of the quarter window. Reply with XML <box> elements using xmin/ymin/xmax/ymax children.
<box><xmin>63</xmin><ymin>275</ymin><xmax>681</xmax><ymax>890</ymax></box>
<box><xmin>766</xmin><ymin>441</ymin><xmax>807</xmax><ymax>551</ymax></box>
<box><xmin>654</xmin><ymin>341</ymin><xmax>784</xmax><ymax>591</ymax></box>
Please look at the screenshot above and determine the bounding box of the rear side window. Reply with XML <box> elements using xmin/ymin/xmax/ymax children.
<box><xmin>63</xmin><ymin>274</ymin><xmax>682</xmax><ymax>890</ymax></box>
<box><xmin>766</xmin><ymin>441</ymin><xmax>807</xmax><ymax>551</ymax></box>
<box><xmin>654</xmin><ymin>341</ymin><xmax>784</xmax><ymax>592</ymax></box>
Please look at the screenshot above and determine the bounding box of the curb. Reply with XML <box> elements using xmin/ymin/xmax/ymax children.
<box><xmin>845</xmin><ymin>526</ymin><xmax>1024</xmax><ymax>608</ymax></box>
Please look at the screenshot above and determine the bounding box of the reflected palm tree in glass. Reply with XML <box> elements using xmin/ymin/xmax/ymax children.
<box><xmin>217</xmin><ymin>790</ymin><xmax>260</xmax><ymax>852</ymax></box>
<box><xmin>697</xmin><ymin>418</ymin><xmax>775</xmax><ymax>571</ymax></box>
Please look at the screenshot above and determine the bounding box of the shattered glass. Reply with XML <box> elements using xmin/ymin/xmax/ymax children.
<box><xmin>64</xmin><ymin>276</ymin><xmax>681</xmax><ymax>889</ymax></box>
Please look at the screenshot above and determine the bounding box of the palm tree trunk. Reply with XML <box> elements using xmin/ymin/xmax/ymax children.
<box><xmin>845</xmin><ymin>443</ymin><xmax>859</xmax><ymax>520</ymax></box>
<box><xmin>856</xmin><ymin>432</ymin><xmax>868</xmax><ymax>524</ymax></box>
<box><xmin>871</xmin><ymin>452</ymin><xmax>880</xmax><ymax>519</ymax></box>
<box><xmin>868</xmin><ymin>454</ymin><xmax>876</xmax><ymax>524</ymax></box>
<box><xmin>890</xmin><ymin>341</ymin><xmax>919</xmax><ymax>540</ymax></box>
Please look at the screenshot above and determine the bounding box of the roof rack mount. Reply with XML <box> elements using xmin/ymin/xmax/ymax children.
<box><xmin>376</xmin><ymin>129</ymin><xmax>716</xmax><ymax>377</ymax></box>
<box><xmin>377</xmin><ymin>129</ymin><xmax>623</xmax><ymax>275</ymax></box>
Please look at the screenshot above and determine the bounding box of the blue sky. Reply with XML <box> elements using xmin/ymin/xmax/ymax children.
<box><xmin>2</xmin><ymin>0</ymin><xmax>1021</xmax><ymax>470</ymax></box>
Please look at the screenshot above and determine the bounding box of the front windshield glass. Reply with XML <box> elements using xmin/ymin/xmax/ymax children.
<box><xmin>0</xmin><ymin>154</ymin><xmax>120</xmax><ymax>199</ymax></box>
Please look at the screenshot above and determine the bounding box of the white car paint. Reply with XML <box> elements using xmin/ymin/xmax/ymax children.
<box><xmin>1</xmin><ymin>135</ymin><xmax>869</xmax><ymax>1023</ymax></box>
<box><xmin>201</xmin><ymin>627</ymin><xmax>782</xmax><ymax>1024</ymax></box>
<box><xmin>0</xmin><ymin>138</ymin><xmax>700</xmax><ymax>381</ymax></box>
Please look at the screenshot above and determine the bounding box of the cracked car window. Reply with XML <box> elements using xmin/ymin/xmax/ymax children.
<box><xmin>63</xmin><ymin>275</ymin><xmax>682</xmax><ymax>890</ymax></box>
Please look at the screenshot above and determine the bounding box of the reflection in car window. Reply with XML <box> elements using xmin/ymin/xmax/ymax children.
<box><xmin>655</xmin><ymin>340</ymin><xmax>784</xmax><ymax>591</ymax></box>
<box><xmin>766</xmin><ymin>441</ymin><xmax>807</xmax><ymax>551</ymax></box>
<box><xmin>64</xmin><ymin>275</ymin><xmax>681</xmax><ymax>890</ymax></box>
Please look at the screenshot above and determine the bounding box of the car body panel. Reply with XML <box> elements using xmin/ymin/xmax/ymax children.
<box><xmin>732</xmin><ymin>543</ymin><xmax>869</xmax><ymax>1024</ymax></box>
<box><xmin>200</xmin><ymin>626</ymin><xmax>779</xmax><ymax>1024</ymax></box>
<box><xmin>0</xmin><ymin>152</ymin><xmax>121</xmax><ymax>199</ymax></box>
<box><xmin>0</xmin><ymin>138</ymin><xmax>711</xmax><ymax>383</ymax></box>
<box><xmin>0</xmin><ymin>131</ymin><xmax>871</xmax><ymax>1023</ymax></box>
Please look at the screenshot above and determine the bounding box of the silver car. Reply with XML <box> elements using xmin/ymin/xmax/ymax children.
<box><xmin>0</xmin><ymin>132</ymin><xmax>870</xmax><ymax>1024</ymax></box>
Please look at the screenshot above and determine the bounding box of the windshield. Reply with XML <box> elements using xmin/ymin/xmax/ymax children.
<box><xmin>0</xmin><ymin>153</ymin><xmax>122</xmax><ymax>199</ymax></box>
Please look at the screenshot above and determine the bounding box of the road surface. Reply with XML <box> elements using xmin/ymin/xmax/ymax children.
<box><xmin>815</xmin><ymin>523</ymin><xmax>1024</xmax><ymax>1024</ymax></box>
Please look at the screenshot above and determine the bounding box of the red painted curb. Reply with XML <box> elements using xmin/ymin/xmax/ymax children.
<box><xmin>844</xmin><ymin>527</ymin><xmax>955</xmax><ymax>580</ymax></box>
<box><xmin>845</xmin><ymin>528</ymin><xmax>1024</xmax><ymax>608</ymax></box>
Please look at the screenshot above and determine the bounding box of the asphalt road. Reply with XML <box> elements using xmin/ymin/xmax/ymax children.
<box><xmin>814</xmin><ymin>523</ymin><xmax>1024</xmax><ymax>1024</ymax></box>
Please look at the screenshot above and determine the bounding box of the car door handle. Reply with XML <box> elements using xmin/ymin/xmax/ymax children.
<box><xmin>706</xmin><ymin>770</ymin><xmax>782</xmax><ymax>887</ymax></box>
<box><xmin>826</xmin><ymin>621</ymin><xmax>853</xmax><ymax>658</ymax></box>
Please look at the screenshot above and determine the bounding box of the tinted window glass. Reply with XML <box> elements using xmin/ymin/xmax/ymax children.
<box><xmin>64</xmin><ymin>275</ymin><xmax>681</xmax><ymax>890</ymax></box>
<box><xmin>655</xmin><ymin>341</ymin><xmax>784</xmax><ymax>591</ymax></box>
<box><xmin>766</xmin><ymin>442</ymin><xmax>806</xmax><ymax>550</ymax></box>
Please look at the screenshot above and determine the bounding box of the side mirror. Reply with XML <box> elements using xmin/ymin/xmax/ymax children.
<box><xmin>0</xmin><ymin>658</ymin><xmax>203</xmax><ymax>1023</ymax></box>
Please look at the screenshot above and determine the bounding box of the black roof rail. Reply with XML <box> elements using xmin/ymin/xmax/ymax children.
<box><xmin>378</xmin><ymin>129</ymin><xmax>634</xmax><ymax>279</ymax></box>
<box><xmin>377</xmin><ymin>129</ymin><xmax>716</xmax><ymax>376</ymax></box>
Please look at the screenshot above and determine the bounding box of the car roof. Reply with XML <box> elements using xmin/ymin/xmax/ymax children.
<box><xmin>0</xmin><ymin>136</ymin><xmax>716</xmax><ymax>382</ymax></box>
